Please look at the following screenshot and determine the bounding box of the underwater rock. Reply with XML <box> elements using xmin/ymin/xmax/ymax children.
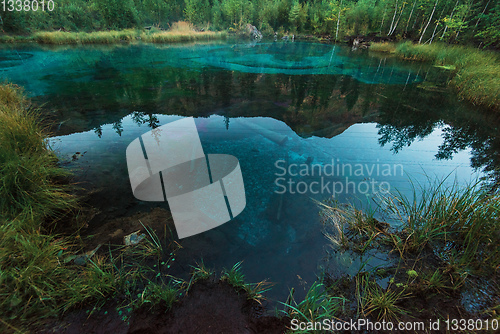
<box><xmin>241</xmin><ymin>120</ymin><xmax>288</xmax><ymax>145</ymax></box>
<box><xmin>124</xmin><ymin>230</ymin><xmax>146</xmax><ymax>246</ymax></box>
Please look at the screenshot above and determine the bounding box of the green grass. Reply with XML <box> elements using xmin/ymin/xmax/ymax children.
<box><xmin>320</xmin><ymin>177</ymin><xmax>499</xmax><ymax>320</ymax></box>
<box><xmin>371</xmin><ymin>41</ymin><xmax>500</xmax><ymax>111</ymax></box>
<box><xmin>368</xmin><ymin>42</ymin><xmax>396</xmax><ymax>53</ymax></box>
<box><xmin>322</xmin><ymin>177</ymin><xmax>500</xmax><ymax>274</ymax></box>
<box><xmin>0</xmin><ymin>83</ymin><xmax>120</xmax><ymax>329</ymax></box>
<box><xmin>34</xmin><ymin>29</ymin><xmax>138</xmax><ymax>45</ymax></box>
<box><xmin>0</xmin><ymin>35</ymin><xmax>33</xmax><ymax>43</ymax></box>
<box><xmin>318</xmin><ymin>198</ymin><xmax>388</xmax><ymax>254</ymax></box>
<box><xmin>0</xmin><ymin>84</ymin><xmax>276</xmax><ymax>331</ymax></box>
<box><xmin>381</xmin><ymin>178</ymin><xmax>500</xmax><ymax>273</ymax></box>
<box><xmin>0</xmin><ymin>83</ymin><xmax>185</xmax><ymax>331</ymax></box>
<box><xmin>418</xmin><ymin>268</ymin><xmax>451</xmax><ymax>293</ymax></box>
<box><xmin>0</xmin><ymin>84</ymin><xmax>78</xmax><ymax>223</ymax></box>
<box><xmin>279</xmin><ymin>281</ymin><xmax>345</xmax><ymax>333</ymax></box>
<box><xmin>32</xmin><ymin>23</ymin><xmax>227</xmax><ymax>45</ymax></box>
<box><xmin>221</xmin><ymin>262</ymin><xmax>273</xmax><ymax>303</ymax></box>
<box><xmin>189</xmin><ymin>260</ymin><xmax>215</xmax><ymax>286</ymax></box>
<box><xmin>357</xmin><ymin>274</ymin><xmax>407</xmax><ymax>322</ymax></box>
<box><xmin>133</xmin><ymin>281</ymin><xmax>178</xmax><ymax>309</ymax></box>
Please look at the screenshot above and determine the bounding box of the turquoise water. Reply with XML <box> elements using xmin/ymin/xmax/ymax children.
<box><xmin>1</xmin><ymin>41</ymin><xmax>498</xmax><ymax>301</ymax></box>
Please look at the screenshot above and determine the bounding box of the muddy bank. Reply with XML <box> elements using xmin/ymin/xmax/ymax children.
<box><xmin>36</xmin><ymin>280</ymin><xmax>289</xmax><ymax>334</ymax></box>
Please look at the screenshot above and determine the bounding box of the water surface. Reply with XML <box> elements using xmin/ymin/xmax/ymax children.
<box><xmin>2</xmin><ymin>41</ymin><xmax>499</xmax><ymax>301</ymax></box>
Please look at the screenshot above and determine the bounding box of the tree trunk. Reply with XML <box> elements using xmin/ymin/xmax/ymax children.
<box><xmin>429</xmin><ymin>6</ymin><xmax>446</xmax><ymax>44</ymax></box>
<box><xmin>441</xmin><ymin>0</ymin><xmax>460</xmax><ymax>40</ymax></box>
<box><xmin>412</xmin><ymin>11</ymin><xmax>421</xmax><ymax>30</ymax></box>
<box><xmin>335</xmin><ymin>0</ymin><xmax>343</xmax><ymax>41</ymax></box>
<box><xmin>419</xmin><ymin>0</ymin><xmax>439</xmax><ymax>44</ymax></box>
<box><xmin>471</xmin><ymin>0</ymin><xmax>491</xmax><ymax>35</ymax></box>
<box><xmin>388</xmin><ymin>0</ymin><xmax>398</xmax><ymax>36</ymax></box>
<box><xmin>389</xmin><ymin>2</ymin><xmax>407</xmax><ymax>36</ymax></box>
<box><xmin>380</xmin><ymin>4</ymin><xmax>387</xmax><ymax>34</ymax></box>
<box><xmin>405</xmin><ymin>0</ymin><xmax>417</xmax><ymax>33</ymax></box>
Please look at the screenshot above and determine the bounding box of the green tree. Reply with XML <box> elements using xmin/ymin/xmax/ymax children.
<box><xmin>94</xmin><ymin>0</ymin><xmax>138</xmax><ymax>29</ymax></box>
<box><xmin>212</xmin><ymin>0</ymin><xmax>225</xmax><ymax>29</ymax></box>
<box><xmin>184</xmin><ymin>0</ymin><xmax>211</xmax><ymax>26</ymax></box>
<box><xmin>138</xmin><ymin>0</ymin><xmax>172</xmax><ymax>26</ymax></box>
<box><xmin>221</xmin><ymin>0</ymin><xmax>254</xmax><ymax>27</ymax></box>
<box><xmin>289</xmin><ymin>1</ymin><xmax>308</xmax><ymax>32</ymax></box>
<box><xmin>474</xmin><ymin>1</ymin><xmax>500</xmax><ymax>47</ymax></box>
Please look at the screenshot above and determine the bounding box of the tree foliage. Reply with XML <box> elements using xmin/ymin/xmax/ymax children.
<box><xmin>0</xmin><ymin>0</ymin><xmax>497</xmax><ymax>48</ymax></box>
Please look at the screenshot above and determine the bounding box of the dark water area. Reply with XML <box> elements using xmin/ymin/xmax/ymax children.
<box><xmin>1</xmin><ymin>41</ymin><xmax>499</xmax><ymax>302</ymax></box>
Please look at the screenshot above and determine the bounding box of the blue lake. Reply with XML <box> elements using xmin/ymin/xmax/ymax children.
<box><xmin>1</xmin><ymin>41</ymin><xmax>498</xmax><ymax>301</ymax></box>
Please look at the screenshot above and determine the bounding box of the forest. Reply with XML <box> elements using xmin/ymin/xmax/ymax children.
<box><xmin>1</xmin><ymin>0</ymin><xmax>499</xmax><ymax>48</ymax></box>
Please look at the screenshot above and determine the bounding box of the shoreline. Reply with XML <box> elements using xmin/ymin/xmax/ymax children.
<box><xmin>1</xmin><ymin>30</ymin><xmax>497</xmax><ymax>112</ymax></box>
<box><xmin>369</xmin><ymin>41</ymin><xmax>499</xmax><ymax>112</ymax></box>
<box><xmin>1</xmin><ymin>29</ymin><xmax>228</xmax><ymax>45</ymax></box>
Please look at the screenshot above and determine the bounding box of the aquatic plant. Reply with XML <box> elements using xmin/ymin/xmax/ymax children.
<box><xmin>320</xmin><ymin>175</ymin><xmax>499</xmax><ymax>321</ymax></box>
<box><xmin>381</xmin><ymin>177</ymin><xmax>500</xmax><ymax>273</ymax></box>
<box><xmin>221</xmin><ymin>261</ymin><xmax>247</xmax><ymax>288</ymax></box>
<box><xmin>279</xmin><ymin>281</ymin><xmax>345</xmax><ymax>331</ymax></box>
<box><xmin>318</xmin><ymin>199</ymin><xmax>388</xmax><ymax>254</ymax></box>
<box><xmin>357</xmin><ymin>274</ymin><xmax>407</xmax><ymax>322</ymax></box>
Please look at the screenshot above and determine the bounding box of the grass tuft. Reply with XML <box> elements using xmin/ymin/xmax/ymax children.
<box><xmin>279</xmin><ymin>281</ymin><xmax>345</xmax><ymax>332</ymax></box>
<box><xmin>358</xmin><ymin>275</ymin><xmax>407</xmax><ymax>322</ymax></box>
<box><xmin>0</xmin><ymin>83</ymin><xmax>114</xmax><ymax>330</ymax></box>
<box><xmin>0</xmin><ymin>83</ymin><xmax>77</xmax><ymax>223</ymax></box>
<box><xmin>381</xmin><ymin>178</ymin><xmax>500</xmax><ymax>273</ymax></box>
<box><xmin>320</xmin><ymin>176</ymin><xmax>499</xmax><ymax>320</ymax></box>
<box><xmin>221</xmin><ymin>262</ymin><xmax>273</xmax><ymax>303</ymax></box>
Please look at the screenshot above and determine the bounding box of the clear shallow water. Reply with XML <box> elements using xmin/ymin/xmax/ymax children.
<box><xmin>0</xmin><ymin>42</ymin><xmax>421</xmax><ymax>96</ymax></box>
<box><xmin>2</xmin><ymin>41</ymin><xmax>499</xmax><ymax>301</ymax></box>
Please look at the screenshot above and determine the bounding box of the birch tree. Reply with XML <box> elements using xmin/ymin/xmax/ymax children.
<box><xmin>389</xmin><ymin>0</ymin><xmax>407</xmax><ymax>36</ymax></box>
<box><xmin>471</xmin><ymin>0</ymin><xmax>491</xmax><ymax>35</ymax></box>
<box><xmin>335</xmin><ymin>0</ymin><xmax>343</xmax><ymax>41</ymax></box>
<box><xmin>419</xmin><ymin>0</ymin><xmax>439</xmax><ymax>43</ymax></box>
<box><xmin>441</xmin><ymin>0</ymin><xmax>460</xmax><ymax>39</ymax></box>
<box><xmin>405</xmin><ymin>0</ymin><xmax>418</xmax><ymax>33</ymax></box>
